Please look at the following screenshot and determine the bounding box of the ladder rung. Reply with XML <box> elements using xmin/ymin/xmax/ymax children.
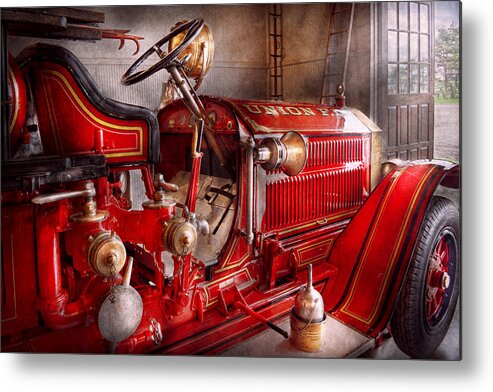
<box><xmin>330</xmin><ymin>29</ymin><xmax>350</xmax><ymax>36</ymax></box>
<box><xmin>326</xmin><ymin>50</ymin><xmax>347</xmax><ymax>56</ymax></box>
<box><xmin>333</xmin><ymin>7</ymin><xmax>353</xmax><ymax>15</ymax></box>
<box><xmin>269</xmin><ymin>33</ymin><xmax>282</xmax><ymax>37</ymax></box>
<box><xmin>321</xmin><ymin>4</ymin><xmax>354</xmax><ymax>104</ymax></box>
<box><xmin>324</xmin><ymin>73</ymin><xmax>343</xmax><ymax>77</ymax></box>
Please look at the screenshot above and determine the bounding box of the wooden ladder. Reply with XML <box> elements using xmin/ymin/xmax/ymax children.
<box><xmin>268</xmin><ymin>4</ymin><xmax>283</xmax><ymax>100</ymax></box>
<box><xmin>320</xmin><ymin>3</ymin><xmax>355</xmax><ymax>104</ymax></box>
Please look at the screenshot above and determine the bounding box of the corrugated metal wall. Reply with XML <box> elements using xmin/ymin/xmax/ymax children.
<box><xmin>9</xmin><ymin>4</ymin><xmax>269</xmax><ymax>109</ymax></box>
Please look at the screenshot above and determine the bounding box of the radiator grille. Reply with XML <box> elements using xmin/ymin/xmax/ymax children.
<box><xmin>262</xmin><ymin>136</ymin><xmax>367</xmax><ymax>232</ymax></box>
<box><xmin>306</xmin><ymin>137</ymin><xmax>363</xmax><ymax>170</ymax></box>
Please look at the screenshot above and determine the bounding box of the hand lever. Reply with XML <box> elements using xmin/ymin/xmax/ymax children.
<box><xmin>32</xmin><ymin>182</ymin><xmax>96</xmax><ymax>205</ymax></box>
<box><xmin>32</xmin><ymin>181</ymin><xmax>108</xmax><ymax>223</ymax></box>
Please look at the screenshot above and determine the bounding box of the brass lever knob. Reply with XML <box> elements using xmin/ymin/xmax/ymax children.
<box><xmin>154</xmin><ymin>173</ymin><xmax>179</xmax><ymax>193</ymax></box>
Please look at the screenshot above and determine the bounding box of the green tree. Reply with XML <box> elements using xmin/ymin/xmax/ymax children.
<box><xmin>435</xmin><ymin>22</ymin><xmax>459</xmax><ymax>99</ymax></box>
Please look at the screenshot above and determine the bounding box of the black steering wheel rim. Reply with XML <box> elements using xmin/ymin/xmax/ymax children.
<box><xmin>121</xmin><ymin>18</ymin><xmax>205</xmax><ymax>86</ymax></box>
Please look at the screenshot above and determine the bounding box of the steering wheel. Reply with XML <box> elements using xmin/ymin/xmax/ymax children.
<box><xmin>121</xmin><ymin>18</ymin><xmax>204</xmax><ymax>86</ymax></box>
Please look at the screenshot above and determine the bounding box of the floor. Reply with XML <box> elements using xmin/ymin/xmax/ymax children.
<box><xmin>222</xmin><ymin>315</ymin><xmax>373</xmax><ymax>359</ymax></box>
<box><xmin>361</xmin><ymin>300</ymin><xmax>461</xmax><ymax>360</ymax></box>
<box><xmin>220</xmin><ymin>301</ymin><xmax>461</xmax><ymax>360</ymax></box>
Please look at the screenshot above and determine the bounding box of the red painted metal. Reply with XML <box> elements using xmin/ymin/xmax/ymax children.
<box><xmin>225</xmin><ymin>99</ymin><xmax>346</xmax><ymax>134</ymax></box>
<box><xmin>263</xmin><ymin>164</ymin><xmax>367</xmax><ymax>231</ymax></box>
<box><xmin>324</xmin><ymin>162</ymin><xmax>457</xmax><ymax>336</ymax></box>
<box><xmin>1</xmin><ymin>42</ymin><xmax>460</xmax><ymax>355</ymax></box>
<box><xmin>21</xmin><ymin>61</ymin><xmax>150</xmax><ymax>163</ymax></box>
<box><xmin>1</xmin><ymin>205</ymin><xmax>38</xmax><ymax>336</ymax></box>
<box><xmin>7</xmin><ymin>53</ymin><xmax>27</xmax><ymax>153</ymax></box>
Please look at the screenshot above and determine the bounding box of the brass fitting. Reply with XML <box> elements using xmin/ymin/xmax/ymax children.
<box><xmin>88</xmin><ymin>231</ymin><xmax>127</xmax><ymax>277</ymax></box>
<box><xmin>162</xmin><ymin>217</ymin><xmax>197</xmax><ymax>256</ymax></box>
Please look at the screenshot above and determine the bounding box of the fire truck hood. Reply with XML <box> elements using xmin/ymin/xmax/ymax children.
<box><xmin>158</xmin><ymin>96</ymin><xmax>373</xmax><ymax>138</ymax></box>
<box><xmin>222</xmin><ymin>98</ymin><xmax>372</xmax><ymax>136</ymax></box>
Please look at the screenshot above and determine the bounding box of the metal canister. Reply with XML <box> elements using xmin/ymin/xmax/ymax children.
<box><xmin>289</xmin><ymin>264</ymin><xmax>326</xmax><ymax>352</ymax></box>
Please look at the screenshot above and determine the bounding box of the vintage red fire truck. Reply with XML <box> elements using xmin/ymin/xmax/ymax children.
<box><xmin>1</xmin><ymin>15</ymin><xmax>460</xmax><ymax>358</ymax></box>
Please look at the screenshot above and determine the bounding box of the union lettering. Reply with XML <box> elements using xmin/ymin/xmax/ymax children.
<box><xmin>243</xmin><ymin>104</ymin><xmax>321</xmax><ymax>117</ymax></box>
<box><xmin>243</xmin><ymin>104</ymin><xmax>262</xmax><ymax>114</ymax></box>
<box><xmin>259</xmin><ymin>105</ymin><xmax>279</xmax><ymax>115</ymax></box>
<box><xmin>317</xmin><ymin>108</ymin><xmax>333</xmax><ymax>117</ymax></box>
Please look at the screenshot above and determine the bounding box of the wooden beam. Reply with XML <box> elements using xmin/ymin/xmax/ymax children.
<box><xmin>1</xmin><ymin>9</ymin><xmax>67</xmax><ymax>32</ymax></box>
<box><xmin>29</xmin><ymin>7</ymin><xmax>105</xmax><ymax>24</ymax></box>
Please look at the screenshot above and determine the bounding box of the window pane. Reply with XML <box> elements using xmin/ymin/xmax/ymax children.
<box><xmin>410</xmin><ymin>2</ymin><xmax>419</xmax><ymax>31</ymax></box>
<box><xmin>399</xmin><ymin>32</ymin><xmax>409</xmax><ymax>62</ymax></box>
<box><xmin>420</xmin><ymin>34</ymin><xmax>429</xmax><ymax>62</ymax></box>
<box><xmin>388</xmin><ymin>2</ymin><xmax>397</xmax><ymax>30</ymax></box>
<box><xmin>388</xmin><ymin>31</ymin><xmax>398</xmax><ymax>62</ymax></box>
<box><xmin>420</xmin><ymin>65</ymin><xmax>429</xmax><ymax>93</ymax></box>
<box><xmin>410</xmin><ymin>64</ymin><xmax>419</xmax><ymax>93</ymax></box>
<box><xmin>399</xmin><ymin>2</ymin><xmax>409</xmax><ymax>30</ymax></box>
<box><xmin>420</xmin><ymin>4</ymin><xmax>429</xmax><ymax>33</ymax></box>
<box><xmin>410</xmin><ymin>33</ymin><xmax>419</xmax><ymax>62</ymax></box>
<box><xmin>399</xmin><ymin>64</ymin><xmax>409</xmax><ymax>93</ymax></box>
<box><xmin>388</xmin><ymin>64</ymin><xmax>398</xmax><ymax>94</ymax></box>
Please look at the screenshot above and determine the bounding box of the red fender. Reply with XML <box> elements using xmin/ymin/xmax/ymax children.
<box><xmin>322</xmin><ymin>160</ymin><xmax>459</xmax><ymax>337</ymax></box>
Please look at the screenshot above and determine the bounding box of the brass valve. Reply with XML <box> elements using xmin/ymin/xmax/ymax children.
<box><xmin>162</xmin><ymin>216</ymin><xmax>197</xmax><ymax>256</ymax></box>
<box><xmin>32</xmin><ymin>181</ymin><xmax>108</xmax><ymax>223</ymax></box>
<box><xmin>88</xmin><ymin>231</ymin><xmax>127</xmax><ymax>278</ymax></box>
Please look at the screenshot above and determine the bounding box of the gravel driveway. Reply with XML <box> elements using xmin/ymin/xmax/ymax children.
<box><xmin>434</xmin><ymin>104</ymin><xmax>460</xmax><ymax>162</ymax></box>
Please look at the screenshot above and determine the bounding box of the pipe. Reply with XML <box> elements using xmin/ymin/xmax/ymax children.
<box><xmin>307</xmin><ymin>263</ymin><xmax>313</xmax><ymax>291</ymax></box>
<box><xmin>140</xmin><ymin>165</ymin><xmax>155</xmax><ymax>200</ymax></box>
<box><xmin>184</xmin><ymin>120</ymin><xmax>204</xmax><ymax>213</ymax></box>
<box><xmin>35</xmin><ymin>205</ymin><xmax>88</xmax><ymax>330</ymax></box>
<box><xmin>36</xmin><ymin>206</ymin><xmax>64</xmax><ymax>301</ymax></box>
<box><xmin>168</xmin><ymin>65</ymin><xmax>203</xmax><ymax>120</ymax></box>
<box><xmin>245</xmin><ymin>138</ymin><xmax>255</xmax><ymax>245</ymax></box>
<box><xmin>123</xmin><ymin>256</ymin><xmax>134</xmax><ymax>286</ymax></box>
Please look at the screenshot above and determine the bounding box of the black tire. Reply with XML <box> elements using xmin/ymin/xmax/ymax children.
<box><xmin>390</xmin><ymin>196</ymin><xmax>460</xmax><ymax>358</ymax></box>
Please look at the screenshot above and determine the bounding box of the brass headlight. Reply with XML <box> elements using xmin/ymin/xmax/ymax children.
<box><xmin>255</xmin><ymin>131</ymin><xmax>307</xmax><ymax>176</ymax></box>
<box><xmin>169</xmin><ymin>20</ymin><xmax>214</xmax><ymax>82</ymax></box>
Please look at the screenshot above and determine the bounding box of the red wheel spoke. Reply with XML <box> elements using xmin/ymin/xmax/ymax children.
<box><xmin>427</xmin><ymin>294</ymin><xmax>438</xmax><ymax>320</ymax></box>
<box><xmin>442</xmin><ymin>245</ymin><xmax>450</xmax><ymax>267</ymax></box>
<box><xmin>436</xmin><ymin>237</ymin><xmax>444</xmax><ymax>256</ymax></box>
